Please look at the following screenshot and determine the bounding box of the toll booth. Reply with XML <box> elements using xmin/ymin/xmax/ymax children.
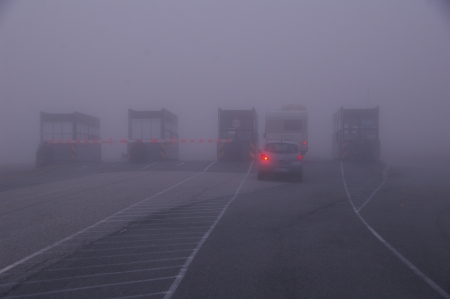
<box><xmin>332</xmin><ymin>106</ymin><xmax>380</xmax><ymax>161</ymax></box>
<box><xmin>217</xmin><ymin>108</ymin><xmax>258</xmax><ymax>162</ymax></box>
<box><xmin>128</xmin><ymin>109</ymin><xmax>179</xmax><ymax>162</ymax></box>
<box><xmin>40</xmin><ymin>111</ymin><xmax>101</xmax><ymax>162</ymax></box>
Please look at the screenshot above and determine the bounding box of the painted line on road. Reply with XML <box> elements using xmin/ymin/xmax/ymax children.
<box><xmin>341</xmin><ymin>161</ymin><xmax>450</xmax><ymax>299</ymax></box>
<box><xmin>163</xmin><ymin>161</ymin><xmax>254</xmax><ymax>299</ymax></box>
<box><xmin>17</xmin><ymin>265</ymin><xmax>183</xmax><ymax>285</ymax></box>
<box><xmin>60</xmin><ymin>250</ymin><xmax>193</xmax><ymax>263</ymax></box>
<box><xmin>94</xmin><ymin>232</ymin><xmax>206</xmax><ymax>239</ymax></box>
<box><xmin>46</xmin><ymin>256</ymin><xmax>190</xmax><ymax>271</ymax></box>
<box><xmin>140</xmin><ymin>161</ymin><xmax>159</xmax><ymax>171</ymax></box>
<box><xmin>95</xmin><ymin>236</ymin><xmax>202</xmax><ymax>244</ymax></box>
<box><xmin>177</xmin><ymin>163</ymin><xmax>185</xmax><ymax>166</ymax></box>
<box><xmin>79</xmin><ymin>242</ymin><xmax>199</xmax><ymax>252</ymax></box>
<box><xmin>77</xmin><ymin>166</ymin><xmax>88</xmax><ymax>171</ymax></box>
<box><xmin>356</xmin><ymin>179</ymin><xmax>387</xmax><ymax>213</ymax></box>
<box><xmin>0</xmin><ymin>161</ymin><xmax>216</xmax><ymax>276</ymax></box>
<box><xmin>110</xmin><ymin>216</ymin><xmax>218</xmax><ymax>221</ymax></box>
<box><xmin>1</xmin><ymin>276</ymin><xmax>176</xmax><ymax>298</ymax></box>
<box><xmin>83</xmin><ymin>226</ymin><xmax>211</xmax><ymax>233</ymax></box>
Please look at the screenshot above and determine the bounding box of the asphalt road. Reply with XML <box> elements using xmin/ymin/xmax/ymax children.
<box><xmin>0</xmin><ymin>158</ymin><xmax>449</xmax><ymax>298</ymax></box>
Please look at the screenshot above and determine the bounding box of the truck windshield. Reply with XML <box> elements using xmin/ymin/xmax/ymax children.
<box><xmin>264</xmin><ymin>143</ymin><xmax>298</xmax><ymax>154</ymax></box>
<box><xmin>266</xmin><ymin>119</ymin><xmax>302</xmax><ymax>132</ymax></box>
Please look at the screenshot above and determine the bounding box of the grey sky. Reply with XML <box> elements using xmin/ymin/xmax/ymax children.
<box><xmin>1</xmin><ymin>0</ymin><xmax>449</xmax><ymax>162</ymax></box>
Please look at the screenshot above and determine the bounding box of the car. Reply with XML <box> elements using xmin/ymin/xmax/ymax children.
<box><xmin>257</xmin><ymin>141</ymin><xmax>303</xmax><ymax>181</ymax></box>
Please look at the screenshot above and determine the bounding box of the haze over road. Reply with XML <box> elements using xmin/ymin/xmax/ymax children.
<box><xmin>1</xmin><ymin>159</ymin><xmax>449</xmax><ymax>298</ymax></box>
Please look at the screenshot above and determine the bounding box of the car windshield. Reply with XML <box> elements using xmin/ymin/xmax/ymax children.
<box><xmin>264</xmin><ymin>143</ymin><xmax>298</xmax><ymax>154</ymax></box>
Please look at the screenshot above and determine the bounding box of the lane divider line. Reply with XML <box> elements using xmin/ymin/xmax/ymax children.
<box><xmin>163</xmin><ymin>161</ymin><xmax>254</xmax><ymax>299</ymax></box>
<box><xmin>356</xmin><ymin>179</ymin><xmax>387</xmax><ymax>213</ymax></box>
<box><xmin>0</xmin><ymin>161</ymin><xmax>216</xmax><ymax>276</ymax></box>
<box><xmin>341</xmin><ymin>161</ymin><xmax>450</xmax><ymax>299</ymax></box>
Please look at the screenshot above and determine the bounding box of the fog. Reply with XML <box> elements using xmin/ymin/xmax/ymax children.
<box><xmin>1</xmin><ymin>0</ymin><xmax>449</xmax><ymax>164</ymax></box>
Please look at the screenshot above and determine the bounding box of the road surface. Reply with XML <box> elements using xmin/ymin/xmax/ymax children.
<box><xmin>0</xmin><ymin>159</ymin><xmax>449</xmax><ymax>298</ymax></box>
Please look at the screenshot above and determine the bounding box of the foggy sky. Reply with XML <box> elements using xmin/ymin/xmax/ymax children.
<box><xmin>1</xmin><ymin>0</ymin><xmax>450</xmax><ymax>163</ymax></box>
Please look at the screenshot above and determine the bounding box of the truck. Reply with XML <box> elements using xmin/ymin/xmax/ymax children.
<box><xmin>217</xmin><ymin>108</ymin><xmax>258</xmax><ymax>162</ymax></box>
<box><xmin>264</xmin><ymin>104</ymin><xmax>308</xmax><ymax>155</ymax></box>
<box><xmin>332</xmin><ymin>106</ymin><xmax>380</xmax><ymax>161</ymax></box>
<box><xmin>128</xmin><ymin>109</ymin><xmax>179</xmax><ymax>162</ymax></box>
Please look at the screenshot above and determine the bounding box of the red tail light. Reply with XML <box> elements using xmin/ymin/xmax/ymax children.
<box><xmin>302</xmin><ymin>141</ymin><xmax>307</xmax><ymax>145</ymax></box>
<box><xmin>297</xmin><ymin>155</ymin><xmax>303</xmax><ymax>161</ymax></box>
<box><xmin>260</xmin><ymin>154</ymin><xmax>269</xmax><ymax>161</ymax></box>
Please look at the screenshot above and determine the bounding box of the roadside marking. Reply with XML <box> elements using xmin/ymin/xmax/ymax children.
<box><xmin>341</xmin><ymin>162</ymin><xmax>450</xmax><ymax>299</ymax></box>
<box><xmin>0</xmin><ymin>161</ymin><xmax>216</xmax><ymax>276</ymax></box>
<box><xmin>163</xmin><ymin>161</ymin><xmax>254</xmax><ymax>299</ymax></box>
<box><xmin>140</xmin><ymin>161</ymin><xmax>159</xmax><ymax>171</ymax></box>
<box><xmin>77</xmin><ymin>166</ymin><xmax>88</xmax><ymax>171</ymax></box>
<box><xmin>177</xmin><ymin>163</ymin><xmax>185</xmax><ymax>166</ymax></box>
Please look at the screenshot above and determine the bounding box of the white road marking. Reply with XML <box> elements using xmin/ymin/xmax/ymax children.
<box><xmin>95</xmin><ymin>236</ymin><xmax>202</xmax><ymax>244</ymax></box>
<box><xmin>46</xmin><ymin>256</ymin><xmax>189</xmax><ymax>271</ymax></box>
<box><xmin>60</xmin><ymin>251</ymin><xmax>192</xmax><ymax>263</ymax></box>
<box><xmin>16</xmin><ymin>266</ymin><xmax>183</xmax><ymax>285</ymax></box>
<box><xmin>140</xmin><ymin>161</ymin><xmax>159</xmax><ymax>171</ymax></box>
<box><xmin>77</xmin><ymin>166</ymin><xmax>88</xmax><ymax>171</ymax></box>
<box><xmin>1</xmin><ymin>277</ymin><xmax>176</xmax><ymax>298</ymax></box>
<box><xmin>356</xmin><ymin>179</ymin><xmax>387</xmax><ymax>213</ymax></box>
<box><xmin>83</xmin><ymin>226</ymin><xmax>211</xmax><ymax>233</ymax></box>
<box><xmin>341</xmin><ymin>161</ymin><xmax>450</xmax><ymax>299</ymax></box>
<box><xmin>163</xmin><ymin>161</ymin><xmax>254</xmax><ymax>299</ymax></box>
<box><xmin>0</xmin><ymin>161</ymin><xmax>216</xmax><ymax>276</ymax></box>
<box><xmin>93</xmin><ymin>232</ymin><xmax>205</xmax><ymax>238</ymax></box>
<box><xmin>177</xmin><ymin>163</ymin><xmax>185</xmax><ymax>166</ymax></box>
